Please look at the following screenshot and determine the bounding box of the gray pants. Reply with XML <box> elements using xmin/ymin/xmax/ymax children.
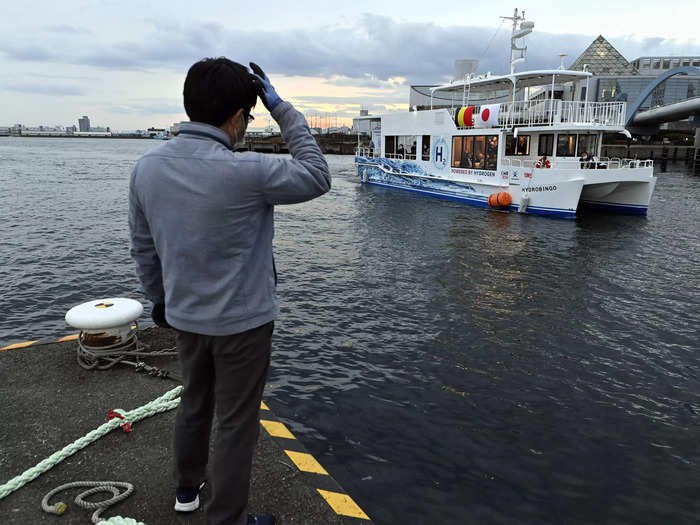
<box><xmin>173</xmin><ymin>321</ymin><xmax>273</xmax><ymax>525</ymax></box>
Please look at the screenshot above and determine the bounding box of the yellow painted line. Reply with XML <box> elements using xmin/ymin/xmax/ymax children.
<box><xmin>284</xmin><ymin>450</ymin><xmax>329</xmax><ymax>475</ymax></box>
<box><xmin>57</xmin><ymin>334</ymin><xmax>79</xmax><ymax>342</ymax></box>
<box><xmin>1</xmin><ymin>340</ymin><xmax>39</xmax><ymax>352</ymax></box>
<box><xmin>260</xmin><ymin>401</ymin><xmax>270</xmax><ymax>411</ymax></box>
<box><xmin>317</xmin><ymin>489</ymin><xmax>370</xmax><ymax>520</ymax></box>
<box><xmin>260</xmin><ymin>419</ymin><xmax>296</xmax><ymax>439</ymax></box>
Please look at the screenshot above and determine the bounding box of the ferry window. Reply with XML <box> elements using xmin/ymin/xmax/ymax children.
<box><xmin>451</xmin><ymin>136</ymin><xmax>463</xmax><ymax>167</ymax></box>
<box><xmin>385</xmin><ymin>136</ymin><xmax>396</xmax><ymax>155</ymax></box>
<box><xmin>694</xmin><ymin>60</ymin><xmax>700</xmax><ymax>67</ymax></box>
<box><xmin>663</xmin><ymin>60</ymin><xmax>670</xmax><ymax>69</ymax></box>
<box><xmin>396</xmin><ymin>136</ymin><xmax>416</xmax><ymax>158</ymax></box>
<box><xmin>473</xmin><ymin>136</ymin><xmax>486</xmax><ymax>169</ymax></box>
<box><xmin>538</xmin><ymin>134</ymin><xmax>554</xmax><ymax>156</ymax></box>
<box><xmin>577</xmin><ymin>135</ymin><xmax>598</xmax><ymax>157</ymax></box>
<box><xmin>682</xmin><ymin>60</ymin><xmax>690</xmax><ymax>67</ymax></box>
<box><xmin>556</xmin><ymin>134</ymin><xmax>577</xmax><ymax>157</ymax></box>
<box><xmin>422</xmin><ymin>135</ymin><xmax>430</xmax><ymax>161</ymax></box>
<box><xmin>580</xmin><ymin>87</ymin><xmax>587</xmax><ymax>101</ymax></box>
<box><xmin>485</xmin><ymin>135</ymin><xmax>499</xmax><ymax>170</ymax></box>
<box><xmin>462</xmin><ymin>136</ymin><xmax>474</xmax><ymax>167</ymax></box>
<box><xmin>653</xmin><ymin>60</ymin><xmax>661</xmax><ymax>69</ymax></box>
<box><xmin>452</xmin><ymin>136</ymin><xmax>476</xmax><ymax>168</ymax></box>
<box><xmin>505</xmin><ymin>135</ymin><xmax>529</xmax><ymax>156</ymax></box>
<box><xmin>505</xmin><ymin>136</ymin><xmax>515</xmax><ymax>156</ymax></box>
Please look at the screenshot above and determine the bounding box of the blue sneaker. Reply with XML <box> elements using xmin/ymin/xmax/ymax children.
<box><xmin>174</xmin><ymin>481</ymin><xmax>206</xmax><ymax>512</ymax></box>
<box><xmin>247</xmin><ymin>514</ymin><xmax>276</xmax><ymax>525</ymax></box>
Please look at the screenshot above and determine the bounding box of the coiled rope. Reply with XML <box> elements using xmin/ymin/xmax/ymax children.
<box><xmin>41</xmin><ymin>481</ymin><xmax>137</xmax><ymax>524</ymax></box>
<box><xmin>0</xmin><ymin>385</ymin><xmax>182</xmax><ymax>524</ymax></box>
<box><xmin>77</xmin><ymin>329</ymin><xmax>181</xmax><ymax>382</ymax></box>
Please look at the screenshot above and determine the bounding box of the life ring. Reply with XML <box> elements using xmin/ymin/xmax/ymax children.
<box><xmin>536</xmin><ymin>158</ymin><xmax>551</xmax><ymax>169</ymax></box>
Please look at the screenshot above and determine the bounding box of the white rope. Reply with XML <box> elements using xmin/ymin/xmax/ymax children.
<box><xmin>77</xmin><ymin>329</ymin><xmax>177</xmax><ymax>372</ymax></box>
<box><xmin>0</xmin><ymin>386</ymin><xmax>182</xmax><ymax>507</ymax></box>
<box><xmin>98</xmin><ymin>518</ymin><xmax>145</xmax><ymax>525</ymax></box>
<box><xmin>42</xmin><ymin>480</ymin><xmax>136</xmax><ymax>524</ymax></box>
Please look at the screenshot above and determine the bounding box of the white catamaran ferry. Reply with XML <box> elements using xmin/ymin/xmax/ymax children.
<box><xmin>354</xmin><ymin>10</ymin><xmax>656</xmax><ymax>219</ymax></box>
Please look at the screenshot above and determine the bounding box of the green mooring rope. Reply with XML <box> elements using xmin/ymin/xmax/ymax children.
<box><xmin>0</xmin><ymin>385</ymin><xmax>183</xmax><ymax>524</ymax></box>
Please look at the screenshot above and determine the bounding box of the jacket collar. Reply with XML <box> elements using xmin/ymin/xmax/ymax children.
<box><xmin>176</xmin><ymin>121</ymin><xmax>232</xmax><ymax>150</ymax></box>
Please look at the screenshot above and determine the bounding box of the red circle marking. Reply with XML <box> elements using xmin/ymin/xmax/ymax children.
<box><xmin>481</xmin><ymin>108</ymin><xmax>490</xmax><ymax>121</ymax></box>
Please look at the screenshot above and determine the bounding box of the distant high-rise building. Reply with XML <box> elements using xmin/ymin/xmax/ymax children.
<box><xmin>78</xmin><ymin>116</ymin><xmax>90</xmax><ymax>132</ymax></box>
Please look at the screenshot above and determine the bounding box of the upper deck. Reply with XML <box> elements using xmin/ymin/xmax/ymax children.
<box><xmin>450</xmin><ymin>100</ymin><xmax>626</xmax><ymax>130</ymax></box>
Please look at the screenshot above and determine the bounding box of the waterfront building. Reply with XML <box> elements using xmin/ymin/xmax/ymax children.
<box><xmin>631</xmin><ymin>56</ymin><xmax>700</xmax><ymax>75</ymax></box>
<box><xmin>352</xmin><ymin>109</ymin><xmax>382</xmax><ymax>136</ymax></box>
<box><xmin>78</xmin><ymin>116</ymin><xmax>90</xmax><ymax>132</ymax></box>
<box><xmin>569</xmin><ymin>36</ymin><xmax>700</xmax><ymax>130</ymax></box>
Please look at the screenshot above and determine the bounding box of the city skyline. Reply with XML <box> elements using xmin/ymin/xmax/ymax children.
<box><xmin>2</xmin><ymin>1</ymin><xmax>700</xmax><ymax>129</ymax></box>
<box><xmin>3</xmin><ymin>110</ymin><xmax>354</xmax><ymax>134</ymax></box>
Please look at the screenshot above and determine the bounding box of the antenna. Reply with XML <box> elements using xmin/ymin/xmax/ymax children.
<box><xmin>500</xmin><ymin>8</ymin><xmax>534</xmax><ymax>74</ymax></box>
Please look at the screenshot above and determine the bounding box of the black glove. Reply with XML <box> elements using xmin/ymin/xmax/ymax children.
<box><xmin>151</xmin><ymin>303</ymin><xmax>172</xmax><ymax>328</ymax></box>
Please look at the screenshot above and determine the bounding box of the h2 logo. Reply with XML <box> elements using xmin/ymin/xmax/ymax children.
<box><xmin>432</xmin><ymin>136</ymin><xmax>448</xmax><ymax>170</ymax></box>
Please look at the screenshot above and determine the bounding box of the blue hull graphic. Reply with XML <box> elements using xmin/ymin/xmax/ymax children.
<box><xmin>356</xmin><ymin>159</ymin><xmax>576</xmax><ymax>219</ymax></box>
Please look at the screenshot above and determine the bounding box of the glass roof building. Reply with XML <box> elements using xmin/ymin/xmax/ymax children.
<box><xmin>570</xmin><ymin>36</ymin><xmax>639</xmax><ymax>76</ymax></box>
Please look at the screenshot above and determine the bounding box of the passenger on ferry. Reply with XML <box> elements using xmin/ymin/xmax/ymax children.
<box><xmin>579</xmin><ymin>151</ymin><xmax>591</xmax><ymax>169</ymax></box>
<box><xmin>460</xmin><ymin>148</ymin><xmax>472</xmax><ymax>168</ymax></box>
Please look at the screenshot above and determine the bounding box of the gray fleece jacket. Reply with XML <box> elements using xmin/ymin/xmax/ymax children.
<box><xmin>128</xmin><ymin>101</ymin><xmax>330</xmax><ymax>335</ymax></box>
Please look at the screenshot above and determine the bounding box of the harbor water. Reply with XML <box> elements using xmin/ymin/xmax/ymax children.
<box><xmin>1</xmin><ymin>137</ymin><xmax>699</xmax><ymax>524</ymax></box>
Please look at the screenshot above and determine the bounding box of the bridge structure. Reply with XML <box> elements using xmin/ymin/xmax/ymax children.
<box><xmin>625</xmin><ymin>66</ymin><xmax>700</xmax><ymax>134</ymax></box>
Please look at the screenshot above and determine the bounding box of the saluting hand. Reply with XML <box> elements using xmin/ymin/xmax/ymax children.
<box><xmin>250</xmin><ymin>62</ymin><xmax>283</xmax><ymax>112</ymax></box>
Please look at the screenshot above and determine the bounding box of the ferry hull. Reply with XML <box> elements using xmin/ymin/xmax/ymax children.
<box><xmin>579</xmin><ymin>176</ymin><xmax>656</xmax><ymax>215</ymax></box>
<box><xmin>356</xmin><ymin>157</ymin><xmax>583</xmax><ymax>219</ymax></box>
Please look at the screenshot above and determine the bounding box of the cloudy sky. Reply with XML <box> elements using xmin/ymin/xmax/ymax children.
<box><xmin>2</xmin><ymin>0</ymin><xmax>699</xmax><ymax>130</ymax></box>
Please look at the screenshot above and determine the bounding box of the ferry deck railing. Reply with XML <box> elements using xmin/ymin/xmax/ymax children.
<box><xmin>356</xmin><ymin>147</ymin><xmax>378</xmax><ymax>157</ymax></box>
<box><xmin>502</xmin><ymin>157</ymin><xmax>653</xmax><ymax>170</ymax></box>
<box><xmin>451</xmin><ymin>100</ymin><xmax>626</xmax><ymax>129</ymax></box>
<box><xmin>356</xmin><ymin>149</ymin><xmax>422</xmax><ymax>160</ymax></box>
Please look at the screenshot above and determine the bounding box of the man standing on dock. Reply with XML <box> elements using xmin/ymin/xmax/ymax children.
<box><xmin>128</xmin><ymin>58</ymin><xmax>330</xmax><ymax>525</ymax></box>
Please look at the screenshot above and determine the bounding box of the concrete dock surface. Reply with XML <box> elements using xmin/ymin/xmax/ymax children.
<box><xmin>0</xmin><ymin>327</ymin><xmax>368</xmax><ymax>524</ymax></box>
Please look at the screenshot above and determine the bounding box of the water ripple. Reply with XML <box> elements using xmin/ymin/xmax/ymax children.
<box><xmin>1</xmin><ymin>139</ymin><xmax>699</xmax><ymax>523</ymax></box>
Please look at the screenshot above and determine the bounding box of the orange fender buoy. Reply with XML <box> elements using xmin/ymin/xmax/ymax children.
<box><xmin>488</xmin><ymin>192</ymin><xmax>512</xmax><ymax>208</ymax></box>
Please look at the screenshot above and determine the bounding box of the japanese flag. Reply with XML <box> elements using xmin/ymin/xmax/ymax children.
<box><xmin>475</xmin><ymin>104</ymin><xmax>500</xmax><ymax>128</ymax></box>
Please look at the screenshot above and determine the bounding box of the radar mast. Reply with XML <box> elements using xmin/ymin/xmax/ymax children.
<box><xmin>500</xmin><ymin>8</ymin><xmax>534</xmax><ymax>74</ymax></box>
